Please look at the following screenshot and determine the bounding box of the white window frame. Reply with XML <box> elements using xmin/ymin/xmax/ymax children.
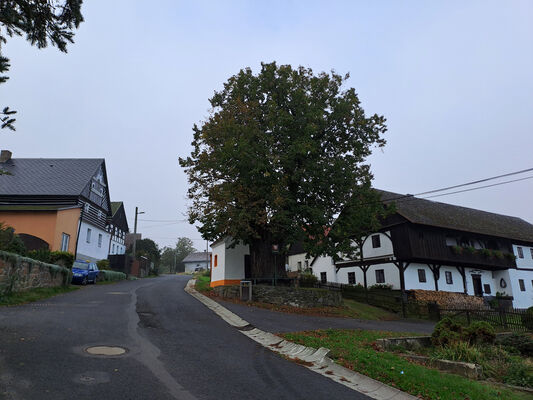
<box><xmin>61</xmin><ymin>233</ymin><xmax>70</xmax><ymax>252</ymax></box>
<box><xmin>86</xmin><ymin>228</ymin><xmax>92</xmax><ymax>243</ymax></box>
<box><xmin>98</xmin><ymin>233</ymin><xmax>103</xmax><ymax>248</ymax></box>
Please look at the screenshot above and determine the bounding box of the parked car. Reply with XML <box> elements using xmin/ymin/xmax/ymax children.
<box><xmin>71</xmin><ymin>260</ymin><xmax>99</xmax><ymax>285</ymax></box>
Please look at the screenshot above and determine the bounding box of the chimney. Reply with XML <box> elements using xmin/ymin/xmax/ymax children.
<box><xmin>0</xmin><ymin>150</ymin><xmax>12</xmax><ymax>163</ymax></box>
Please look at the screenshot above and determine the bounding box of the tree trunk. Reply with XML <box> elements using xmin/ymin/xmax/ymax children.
<box><xmin>249</xmin><ymin>233</ymin><xmax>286</xmax><ymax>281</ymax></box>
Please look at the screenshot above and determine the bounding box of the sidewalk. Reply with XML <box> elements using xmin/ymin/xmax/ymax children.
<box><xmin>214</xmin><ymin>298</ymin><xmax>435</xmax><ymax>334</ymax></box>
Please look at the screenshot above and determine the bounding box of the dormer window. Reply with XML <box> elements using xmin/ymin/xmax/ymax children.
<box><xmin>84</xmin><ymin>203</ymin><xmax>90</xmax><ymax>213</ymax></box>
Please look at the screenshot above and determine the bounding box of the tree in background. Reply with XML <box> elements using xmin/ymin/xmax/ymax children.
<box><xmin>132</xmin><ymin>238</ymin><xmax>161</xmax><ymax>266</ymax></box>
<box><xmin>160</xmin><ymin>238</ymin><xmax>197</xmax><ymax>273</ymax></box>
<box><xmin>180</xmin><ymin>62</ymin><xmax>387</xmax><ymax>278</ymax></box>
<box><xmin>0</xmin><ymin>0</ymin><xmax>84</xmax><ymax>130</ymax></box>
<box><xmin>0</xmin><ymin>223</ymin><xmax>25</xmax><ymax>255</ymax></box>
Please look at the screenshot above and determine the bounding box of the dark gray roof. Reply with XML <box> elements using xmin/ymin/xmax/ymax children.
<box><xmin>379</xmin><ymin>190</ymin><xmax>533</xmax><ymax>243</ymax></box>
<box><xmin>182</xmin><ymin>252</ymin><xmax>211</xmax><ymax>263</ymax></box>
<box><xmin>0</xmin><ymin>158</ymin><xmax>103</xmax><ymax>196</ymax></box>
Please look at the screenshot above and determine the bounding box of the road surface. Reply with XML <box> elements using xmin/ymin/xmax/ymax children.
<box><xmin>0</xmin><ymin>275</ymin><xmax>370</xmax><ymax>400</ymax></box>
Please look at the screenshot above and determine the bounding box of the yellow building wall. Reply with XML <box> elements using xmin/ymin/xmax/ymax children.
<box><xmin>0</xmin><ymin>208</ymin><xmax>80</xmax><ymax>253</ymax></box>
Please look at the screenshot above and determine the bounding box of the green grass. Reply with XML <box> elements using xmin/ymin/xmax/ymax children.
<box><xmin>338</xmin><ymin>299</ymin><xmax>398</xmax><ymax>320</ymax></box>
<box><xmin>0</xmin><ymin>286</ymin><xmax>79</xmax><ymax>306</ymax></box>
<box><xmin>195</xmin><ymin>275</ymin><xmax>212</xmax><ymax>292</ymax></box>
<box><xmin>280</xmin><ymin>329</ymin><xmax>530</xmax><ymax>400</ymax></box>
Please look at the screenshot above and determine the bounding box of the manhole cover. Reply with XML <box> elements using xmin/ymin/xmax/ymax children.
<box><xmin>80</xmin><ymin>376</ymin><xmax>95</xmax><ymax>382</ymax></box>
<box><xmin>85</xmin><ymin>346</ymin><xmax>127</xmax><ymax>356</ymax></box>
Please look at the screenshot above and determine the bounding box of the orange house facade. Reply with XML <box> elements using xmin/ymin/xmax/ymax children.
<box><xmin>0</xmin><ymin>206</ymin><xmax>81</xmax><ymax>254</ymax></box>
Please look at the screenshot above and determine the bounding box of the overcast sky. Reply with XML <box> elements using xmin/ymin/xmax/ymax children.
<box><xmin>2</xmin><ymin>0</ymin><xmax>532</xmax><ymax>250</ymax></box>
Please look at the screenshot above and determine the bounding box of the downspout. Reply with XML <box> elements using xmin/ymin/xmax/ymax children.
<box><xmin>74</xmin><ymin>204</ymin><xmax>85</xmax><ymax>259</ymax></box>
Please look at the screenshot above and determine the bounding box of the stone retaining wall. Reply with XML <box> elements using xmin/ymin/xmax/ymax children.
<box><xmin>213</xmin><ymin>284</ymin><xmax>343</xmax><ymax>308</ymax></box>
<box><xmin>0</xmin><ymin>251</ymin><xmax>70</xmax><ymax>295</ymax></box>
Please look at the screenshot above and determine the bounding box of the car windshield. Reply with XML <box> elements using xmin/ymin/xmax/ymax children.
<box><xmin>73</xmin><ymin>261</ymin><xmax>90</xmax><ymax>270</ymax></box>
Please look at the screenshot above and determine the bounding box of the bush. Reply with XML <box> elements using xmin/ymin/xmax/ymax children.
<box><xmin>97</xmin><ymin>259</ymin><xmax>110</xmax><ymax>270</ymax></box>
<box><xmin>463</xmin><ymin>321</ymin><xmax>495</xmax><ymax>345</ymax></box>
<box><xmin>503</xmin><ymin>357</ymin><xmax>533</xmax><ymax>388</ymax></box>
<box><xmin>98</xmin><ymin>270</ymin><xmax>126</xmax><ymax>282</ymax></box>
<box><xmin>432</xmin><ymin>341</ymin><xmax>483</xmax><ymax>364</ymax></box>
<box><xmin>0</xmin><ymin>223</ymin><xmax>26</xmax><ymax>256</ymax></box>
<box><xmin>27</xmin><ymin>248</ymin><xmax>51</xmax><ymax>263</ymax></box>
<box><xmin>369</xmin><ymin>283</ymin><xmax>393</xmax><ymax>290</ymax></box>
<box><xmin>495</xmin><ymin>333</ymin><xmax>533</xmax><ymax>357</ymax></box>
<box><xmin>49</xmin><ymin>251</ymin><xmax>74</xmax><ymax>268</ymax></box>
<box><xmin>299</xmin><ymin>273</ymin><xmax>318</xmax><ymax>287</ymax></box>
<box><xmin>522</xmin><ymin>307</ymin><xmax>533</xmax><ymax>330</ymax></box>
<box><xmin>431</xmin><ymin>317</ymin><xmax>464</xmax><ymax>346</ymax></box>
<box><xmin>201</xmin><ymin>269</ymin><xmax>211</xmax><ymax>277</ymax></box>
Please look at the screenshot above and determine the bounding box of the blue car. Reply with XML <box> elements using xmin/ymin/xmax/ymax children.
<box><xmin>71</xmin><ymin>260</ymin><xmax>99</xmax><ymax>285</ymax></box>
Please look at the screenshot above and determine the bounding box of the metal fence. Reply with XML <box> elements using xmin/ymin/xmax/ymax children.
<box><xmin>315</xmin><ymin>281</ymin><xmax>533</xmax><ymax>332</ymax></box>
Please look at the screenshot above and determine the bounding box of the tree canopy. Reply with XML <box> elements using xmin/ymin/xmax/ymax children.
<box><xmin>131</xmin><ymin>238</ymin><xmax>160</xmax><ymax>265</ymax></box>
<box><xmin>179</xmin><ymin>62</ymin><xmax>388</xmax><ymax>277</ymax></box>
<box><xmin>160</xmin><ymin>237</ymin><xmax>197</xmax><ymax>273</ymax></box>
<box><xmin>0</xmin><ymin>0</ymin><xmax>84</xmax><ymax>130</ymax></box>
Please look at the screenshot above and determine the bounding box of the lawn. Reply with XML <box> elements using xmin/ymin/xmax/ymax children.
<box><xmin>195</xmin><ymin>275</ymin><xmax>212</xmax><ymax>293</ymax></box>
<box><xmin>280</xmin><ymin>329</ymin><xmax>530</xmax><ymax>400</ymax></box>
<box><xmin>0</xmin><ymin>286</ymin><xmax>79</xmax><ymax>306</ymax></box>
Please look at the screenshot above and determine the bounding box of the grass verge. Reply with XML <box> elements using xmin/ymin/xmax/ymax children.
<box><xmin>280</xmin><ymin>329</ymin><xmax>530</xmax><ymax>400</ymax></box>
<box><xmin>195</xmin><ymin>275</ymin><xmax>212</xmax><ymax>293</ymax></box>
<box><xmin>0</xmin><ymin>286</ymin><xmax>79</xmax><ymax>306</ymax></box>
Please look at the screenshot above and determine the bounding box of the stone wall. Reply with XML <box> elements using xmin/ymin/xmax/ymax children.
<box><xmin>213</xmin><ymin>284</ymin><xmax>343</xmax><ymax>308</ymax></box>
<box><xmin>0</xmin><ymin>251</ymin><xmax>70</xmax><ymax>295</ymax></box>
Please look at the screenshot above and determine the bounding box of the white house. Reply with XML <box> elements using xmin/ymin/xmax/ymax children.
<box><xmin>291</xmin><ymin>190</ymin><xmax>533</xmax><ymax>309</ymax></box>
<box><xmin>183</xmin><ymin>252</ymin><xmax>211</xmax><ymax>273</ymax></box>
<box><xmin>210</xmin><ymin>238</ymin><xmax>250</xmax><ymax>287</ymax></box>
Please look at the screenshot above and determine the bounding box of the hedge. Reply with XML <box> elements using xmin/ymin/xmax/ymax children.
<box><xmin>98</xmin><ymin>270</ymin><xmax>127</xmax><ymax>282</ymax></box>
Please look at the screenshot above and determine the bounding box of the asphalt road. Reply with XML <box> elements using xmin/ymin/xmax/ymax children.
<box><xmin>0</xmin><ymin>275</ymin><xmax>370</xmax><ymax>400</ymax></box>
<box><xmin>219</xmin><ymin>299</ymin><xmax>435</xmax><ymax>334</ymax></box>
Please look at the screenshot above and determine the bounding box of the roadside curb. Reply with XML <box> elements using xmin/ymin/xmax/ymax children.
<box><xmin>185</xmin><ymin>280</ymin><xmax>417</xmax><ymax>400</ymax></box>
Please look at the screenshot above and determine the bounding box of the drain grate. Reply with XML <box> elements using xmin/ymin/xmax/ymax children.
<box><xmin>85</xmin><ymin>346</ymin><xmax>127</xmax><ymax>356</ymax></box>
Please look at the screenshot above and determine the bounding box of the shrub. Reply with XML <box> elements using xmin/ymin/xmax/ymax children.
<box><xmin>451</xmin><ymin>245</ymin><xmax>463</xmax><ymax>255</ymax></box>
<box><xmin>201</xmin><ymin>269</ymin><xmax>211</xmax><ymax>277</ymax></box>
<box><xmin>98</xmin><ymin>270</ymin><xmax>126</xmax><ymax>282</ymax></box>
<box><xmin>0</xmin><ymin>223</ymin><xmax>27</xmax><ymax>256</ymax></box>
<box><xmin>299</xmin><ymin>273</ymin><xmax>318</xmax><ymax>287</ymax></box>
<box><xmin>27</xmin><ymin>248</ymin><xmax>51</xmax><ymax>263</ymax></box>
<box><xmin>495</xmin><ymin>333</ymin><xmax>533</xmax><ymax>357</ymax></box>
<box><xmin>49</xmin><ymin>251</ymin><xmax>74</xmax><ymax>268</ymax></box>
<box><xmin>97</xmin><ymin>259</ymin><xmax>110</xmax><ymax>270</ymax></box>
<box><xmin>432</xmin><ymin>341</ymin><xmax>483</xmax><ymax>364</ymax></box>
<box><xmin>503</xmin><ymin>357</ymin><xmax>533</xmax><ymax>388</ymax></box>
<box><xmin>492</xmin><ymin>250</ymin><xmax>504</xmax><ymax>259</ymax></box>
<box><xmin>463</xmin><ymin>321</ymin><xmax>495</xmax><ymax>345</ymax></box>
<box><xmin>431</xmin><ymin>317</ymin><xmax>463</xmax><ymax>346</ymax></box>
<box><xmin>369</xmin><ymin>283</ymin><xmax>393</xmax><ymax>290</ymax></box>
<box><xmin>479</xmin><ymin>249</ymin><xmax>492</xmax><ymax>258</ymax></box>
<box><xmin>464</xmin><ymin>246</ymin><xmax>476</xmax><ymax>255</ymax></box>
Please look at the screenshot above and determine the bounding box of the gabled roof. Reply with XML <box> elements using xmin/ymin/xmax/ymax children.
<box><xmin>182</xmin><ymin>252</ymin><xmax>211</xmax><ymax>263</ymax></box>
<box><xmin>379</xmin><ymin>190</ymin><xmax>533</xmax><ymax>243</ymax></box>
<box><xmin>111</xmin><ymin>201</ymin><xmax>123</xmax><ymax>216</ymax></box>
<box><xmin>0</xmin><ymin>158</ymin><xmax>104</xmax><ymax>196</ymax></box>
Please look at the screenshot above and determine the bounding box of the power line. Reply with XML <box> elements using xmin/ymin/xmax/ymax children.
<box><xmin>138</xmin><ymin>219</ymin><xmax>188</xmax><ymax>222</ymax></box>
<box><xmin>420</xmin><ymin>175</ymin><xmax>533</xmax><ymax>200</ymax></box>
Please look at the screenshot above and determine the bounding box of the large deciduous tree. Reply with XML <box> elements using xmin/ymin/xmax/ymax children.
<box><xmin>179</xmin><ymin>62</ymin><xmax>388</xmax><ymax>279</ymax></box>
<box><xmin>0</xmin><ymin>0</ymin><xmax>84</xmax><ymax>130</ymax></box>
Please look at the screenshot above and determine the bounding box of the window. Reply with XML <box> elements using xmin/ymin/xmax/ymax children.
<box><xmin>483</xmin><ymin>284</ymin><xmax>491</xmax><ymax>294</ymax></box>
<box><xmin>86</xmin><ymin>228</ymin><xmax>92</xmax><ymax>243</ymax></box>
<box><xmin>112</xmin><ymin>244</ymin><xmax>115</xmax><ymax>253</ymax></box>
<box><xmin>445</xmin><ymin>271</ymin><xmax>453</xmax><ymax>284</ymax></box>
<box><xmin>531</xmin><ymin>248</ymin><xmax>533</xmax><ymax>259</ymax></box>
<box><xmin>98</xmin><ymin>234</ymin><xmax>102</xmax><ymax>248</ymax></box>
<box><xmin>98</xmin><ymin>211</ymin><xmax>103</xmax><ymax>219</ymax></box>
<box><xmin>297</xmin><ymin>261</ymin><xmax>302</xmax><ymax>271</ymax></box>
<box><xmin>375</xmin><ymin>269</ymin><xmax>385</xmax><ymax>283</ymax></box>
<box><xmin>519</xmin><ymin>279</ymin><xmax>525</xmax><ymax>292</ymax></box>
<box><xmin>214</xmin><ymin>255</ymin><xmax>218</xmax><ymax>267</ymax></box>
<box><xmin>61</xmin><ymin>233</ymin><xmax>70</xmax><ymax>252</ymax></box>
<box><xmin>371</xmin><ymin>235</ymin><xmax>381</xmax><ymax>248</ymax></box>
<box><xmin>418</xmin><ymin>269</ymin><xmax>427</xmax><ymax>283</ymax></box>
<box><xmin>320</xmin><ymin>272</ymin><xmax>327</xmax><ymax>283</ymax></box>
<box><xmin>84</xmin><ymin>203</ymin><xmax>90</xmax><ymax>213</ymax></box>
<box><xmin>348</xmin><ymin>272</ymin><xmax>356</xmax><ymax>284</ymax></box>
<box><xmin>304</xmin><ymin>260</ymin><xmax>309</xmax><ymax>269</ymax></box>
<box><xmin>517</xmin><ymin>247</ymin><xmax>524</xmax><ymax>258</ymax></box>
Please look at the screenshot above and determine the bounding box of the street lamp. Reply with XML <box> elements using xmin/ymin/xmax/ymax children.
<box><xmin>132</xmin><ymin>207</ymin><xmax>145</xmax><ymax>260</ymax></box>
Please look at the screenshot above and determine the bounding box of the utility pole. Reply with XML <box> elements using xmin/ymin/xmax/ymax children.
<box><xmin>132</xmin><ymin>206</ymin><xmax>145</xmax><ymax>261</ymax></box>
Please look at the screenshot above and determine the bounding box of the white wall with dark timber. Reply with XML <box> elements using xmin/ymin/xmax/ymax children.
<box><xmin>404</xmin><ymin>264</ymin><xmax>436</xmax><ymax>291</ymax></box>
<box><xmin>311</xmin><ymin>256</ymin><xmax>337</xmax><ymax>283</ymax></box>
<box><xmin>361</xmin><ymin>231</ymin><xmax>394</xmax><ymax>259</ymax></box>
<box><xmin>513</xmin><ymin>244</ymin><xmax>533</xmax><ymax>269</ymax></box>
<box><xmin>287</xmin><ymin>253</ymin><xmax>312</xmax><ymax>272</ymax></box>
<box><xmin>439</xmin><ymin>266</ymin><xmax>465</xmax><ymax>293</ymax></box>
<box><xmin>76</xmin><ymin>221</ymin><xmax>111</xmax><ymax>262</ymax></box>
<box><xmin>507</xmin><ymin>269</ymin><xmax>533</xmax><ymax>309</ymax></box>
